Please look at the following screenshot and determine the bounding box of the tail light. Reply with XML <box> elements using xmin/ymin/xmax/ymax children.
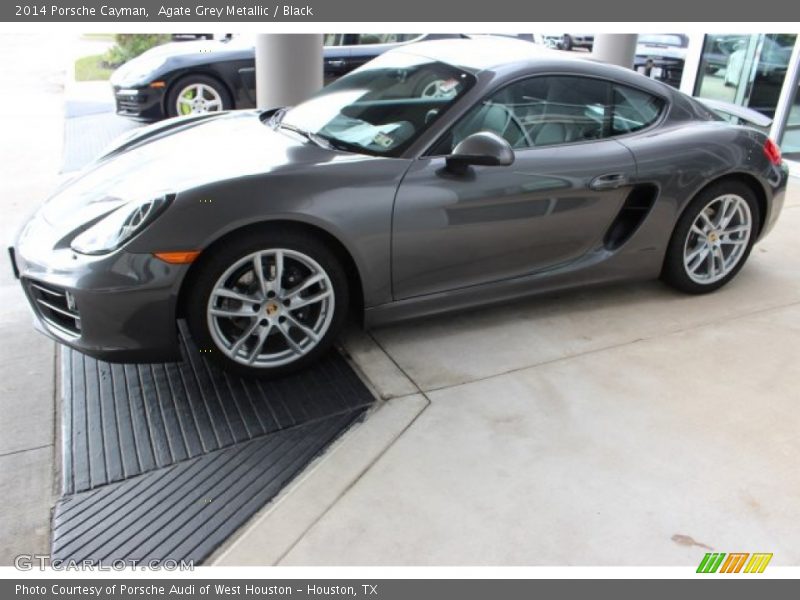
<box><xmin>764</xmin><ymin>138</ymin><xmax>782</xmax><ymax>166</ymax></box>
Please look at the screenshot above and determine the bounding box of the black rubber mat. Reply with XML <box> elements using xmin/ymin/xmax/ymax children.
<box><xmin>54</xmin><ymin>325</ymin><xmax>375</xmax><ymax>563</ymax></box>
<box><xmin>52</xmin><ymin>411</ymin><xmax>361</xmax><ymax>563</ymax></box>
<box><xmin>60</xmin><ymin>324</ymin><xmax>374</xmax><ymax>494</ymax></box>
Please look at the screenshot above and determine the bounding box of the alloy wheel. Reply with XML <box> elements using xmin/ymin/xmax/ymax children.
<box><xmin>682</xmin><ymin>194</ymin><xmax>753</xmax><ymax>285</ymax></box>
<box><xmin>206</xmin><ymin>249</ymin><xmax>335</xmax><ymax>368</ymax></box>
<box><xmin>176</xmin><ymin>82</ymin><xmax>224</xmax><ymax>115</ymax></box>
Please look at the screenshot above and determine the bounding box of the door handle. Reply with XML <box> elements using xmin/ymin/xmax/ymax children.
<box><xmin>326</xmin><ymin>59</ymin><xmax>346</xmax><ymax>68</ymax></box>
<box><xmin>589</xmin><ymin>173</ymin><xmax>629</xmax><ymax>190</ymax></box>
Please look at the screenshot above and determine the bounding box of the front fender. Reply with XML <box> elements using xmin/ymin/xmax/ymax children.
<box><xmin>126</xmin><ymin>158</ymin><xmax>412</xmax><ymax>308</ymax></box>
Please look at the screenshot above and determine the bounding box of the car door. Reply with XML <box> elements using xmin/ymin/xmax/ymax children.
<box><xmin>391</xmin><ymin>75</ymin><xmax>640</xmax><ymax>300</ymax></box>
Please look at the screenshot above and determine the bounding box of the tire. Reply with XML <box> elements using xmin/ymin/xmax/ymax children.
<box><xmin>562</xmin><ymin>35</ymin><xmax>573</xmax><ymax>51</ymax></box>
<box><xmin>661</xmin><ymin>181</ymin><xmax>760</xmax><ymax>294</ymax></box>
<box><xmin>184</xmin><ymin>229</ymin><xmax>349</xmax><ymax>378</ymax></box>
<box><xmin>166</xmin><ymin>74</ymin><xmax>232</xmax><ymax>118</ymax></box>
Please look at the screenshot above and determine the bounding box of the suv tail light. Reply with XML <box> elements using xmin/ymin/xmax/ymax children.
<box><xmin>764</xmin><ymin>138</ymin><xmax>782</xmax><ymax>166</ymax></box>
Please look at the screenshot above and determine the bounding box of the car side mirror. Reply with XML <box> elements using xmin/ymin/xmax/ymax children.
<box><xmin>445</xmin><ymin>132</ymin><xmax>515</xmax><ymax>174</ymax></box>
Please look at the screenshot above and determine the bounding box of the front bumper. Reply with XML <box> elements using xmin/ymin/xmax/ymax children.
<box><xmin>112</xmin><ymin>84</ymin><xmax>167</xmax><ymax>121</ymax></box>
<box><xmin>12</xmin><ymin>216</ymin><xmax>187</xmax><ymax>363</ymax></box>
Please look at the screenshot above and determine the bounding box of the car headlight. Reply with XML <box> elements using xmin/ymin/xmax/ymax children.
<box><xmin>70</xmin><ymin>195</ymin><xmax>171</xmax><ymax>255</ymax></box>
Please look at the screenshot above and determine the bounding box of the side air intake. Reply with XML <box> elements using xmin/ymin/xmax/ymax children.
<box><xmin>603</xmin><ymin>184</ymin><xmax>659</xmax><ymax>250</ymax></box>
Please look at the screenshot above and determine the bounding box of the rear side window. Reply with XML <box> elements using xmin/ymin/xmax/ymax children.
<box><xmin>612</xmin><ymin>85</ymin><xmax>665</xmax><ymax>134</ymax></box>
<box><xmin>355</xmin><ymin>34</ymin><xmax>419</xmax><ymax>45</ymax></box>
<box><xmin>323</xmin><ymin>34</ymin><xmax>345</xmax><ymax>46</ymax></box>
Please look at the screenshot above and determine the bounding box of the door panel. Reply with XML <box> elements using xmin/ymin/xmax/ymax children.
<box><xmin>392</xmin><ymin>140</ymin><xmax>636</xmax><ymax>299</ymax></box>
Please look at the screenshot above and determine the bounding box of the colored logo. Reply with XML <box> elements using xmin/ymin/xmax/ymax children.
<box><xmin>697</xmin><ymin>552</ymin><xmax>773</xmax><ymax>573</ymax></box>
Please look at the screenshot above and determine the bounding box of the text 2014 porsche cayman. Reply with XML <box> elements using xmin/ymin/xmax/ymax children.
<box><xmin>12</xmin><ymin>39</ymin><xmax>789</xmax><ymax>377</ymax></box>
<box><xmin>25</xmin><ymin>5</ymin><xmax>150</xmax><ymax>18</ymax></box>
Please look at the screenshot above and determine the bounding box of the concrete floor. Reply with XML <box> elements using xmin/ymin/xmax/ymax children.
<box><xmin>0</xmin><ymin>32</ymin><xmax>113</xmax><ymax>565</ymax></box>
<box><xmin>0</xmin><ymin>32</ymin><xmax>68</xmax><ymax>564</ymax></box>
<box><xmin>217</xmin><ymin>180</ymin><xmax>800</xmax><ymax>566</ymax></box>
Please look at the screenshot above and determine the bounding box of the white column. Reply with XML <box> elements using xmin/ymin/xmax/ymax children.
<box><xmin>255</xmin><ymin>34</ymin><xmax>323</xmax><ymax>109</ymax></box>
<box><xmin>770</xmin><ymin>37</ymin><xmax>800</xmax><ymax>144</ymax></box>
<box><xmin>679</xmin><ymin>33</ymin><xmax>706</xmax><ymax>95</ymax></box>
<box><xmin>591</xmin><ymin>34</ymin><xmax>638</xmax><ymax>69</ymax></box>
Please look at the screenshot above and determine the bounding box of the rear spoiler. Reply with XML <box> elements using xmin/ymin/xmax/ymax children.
<box><xmin>694</xmin><ymin>97</ymin><xmax>773</xmax><ymax>129</ymax></box>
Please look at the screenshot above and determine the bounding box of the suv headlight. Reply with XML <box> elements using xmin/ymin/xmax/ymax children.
<box><xmin>71</xmin><ymin>195</ymin><xmax>171</xmax><ymax>255</ymax></box>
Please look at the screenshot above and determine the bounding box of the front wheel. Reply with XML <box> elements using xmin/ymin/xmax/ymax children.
<box><xmin>166</xmin><ymin>75</ymin><xmax>232</xmax><ymax>117</ymax></box>
<box><xmin>661</xmin><ymin>181</ymin><xmax>760</xmax><ymax>294</ymax></box>
<box><xmin>185</xmin><ymin>231</ymin><xmax>349</xmax><ymax>378</ymax></box>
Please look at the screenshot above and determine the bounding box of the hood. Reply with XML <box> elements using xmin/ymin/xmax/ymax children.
<box><xmin>139</xmin><ymin>40</ymin><xmax>221</xmax><ymax>59</ymax></box>
<box><xmin>38</xmin><ymin>111</ymin><xmax>356</xmax><ymax>233</ymax></box>
<box><xmin>110</xmin><ymin>38</ymin><xmax>252</xmax><ymax>86</ymax></box>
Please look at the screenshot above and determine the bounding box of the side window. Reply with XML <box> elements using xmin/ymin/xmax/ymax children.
<box><xmin>436</xmin><ymin>76</ymin><xmax>612</xmax><ymax>154</ymax></box>
<box><xmin>355</xmin><ymin>34</ymin><xmax>418</xmax><ymax>45</ymax></box>
<box><xmin>323</xmin><ymin>34</ymin><xmax>344</xmax><ymax>46</ymax></box>
<box><xmin>612</xmin><ymin>86</ymin><xmax>664</xmax><ymax>134</ymax></box>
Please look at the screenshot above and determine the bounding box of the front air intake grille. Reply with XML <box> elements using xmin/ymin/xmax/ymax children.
<box><xmin>116</xmin><ymin>99</ymin><xmax>142</xmax><ymax>115</ymax></box>
<box><xmin>26</xmin><ymin>279</ymin><xmax>81</xmax><ymax>337</ymax></box>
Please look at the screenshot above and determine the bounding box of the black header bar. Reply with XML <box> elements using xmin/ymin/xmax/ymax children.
<box><xmin>3</xmin><ymin>0</ymin><xmax>800</xmax><ymax>22</ymax></box>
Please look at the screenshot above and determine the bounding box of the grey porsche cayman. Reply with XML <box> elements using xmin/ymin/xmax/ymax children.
<box><xmin>12</xmin><ymin>38</ymin><xmax>789</xmax><ymax>377</ymax></box>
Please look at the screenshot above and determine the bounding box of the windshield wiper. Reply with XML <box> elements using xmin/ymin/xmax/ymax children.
<box><xmin>277</xmin><ymin>122</ymin><xmax>381</xmax><ymax>156</ymax></box>
<box><xmin>314</xmin><ymin>133</ymin><xmax>382</xmax><ymax>157</ymax></box>
<box><xmin>271</xmin><ymin>110</ymin><xmax>380</xmax><ymax>156</ymax></box>
<box><xmin>264</xmin><ymin>106</ymin><xmax>287</xmax><ymax>126</ymax></box>
<box><xmin>276</xmin><ymin>120</ymin><xmax>332</xmax><ymax>149</ymax></box>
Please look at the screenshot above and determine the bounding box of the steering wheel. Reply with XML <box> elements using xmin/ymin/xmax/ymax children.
<box><xmin>420</xmin><ymin>79</ymin><xmax>458</xmax><ymax>100</ymax></box>
<box><xmin>495</xmin><ymin>104</ymin><xmax>534</xmax><ymax>148</ymax></box>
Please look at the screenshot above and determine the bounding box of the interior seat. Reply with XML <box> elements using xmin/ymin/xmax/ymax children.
<box><xmin>454</xmin><ymin>102</ymin><xmax>525</xmax><ymax>148</ymax></box>
<box><xmin>533</xmin><ymin>121</ymin><xmax>568</xmax><ymax>146</ymax></box>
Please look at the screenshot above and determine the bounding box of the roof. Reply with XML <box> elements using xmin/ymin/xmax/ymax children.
<box><xmin>394</xmin><ymin>37</ymin><xmax>677</xmax><ymax>98</ymax></box>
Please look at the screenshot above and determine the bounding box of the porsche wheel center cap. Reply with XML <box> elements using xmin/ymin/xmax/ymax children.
<box><xmin>707</xmin><ymin>231</ymin><xmax>719</xmax><ymax>243</ymax></box>
<box><xmin>265</xmin><ymin>302</ymin><xmax>280</xmax><ymax>316</ymax></box>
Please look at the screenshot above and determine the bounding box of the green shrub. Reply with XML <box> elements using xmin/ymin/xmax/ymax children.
<box><xmin>104</xmin><ymin>34</ymin><xmax>170</xmax><ymax>67</ymax></box>
<box><xmin>74</xmin><ymin>54</ymin><xmax>114</xmax><ymax>81</ymax></box>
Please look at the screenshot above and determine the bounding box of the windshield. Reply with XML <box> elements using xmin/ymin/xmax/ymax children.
<box><xmin>278</xmin><ymin>52</ymin><xmax>476</xmax><ymax>157</ymax></box>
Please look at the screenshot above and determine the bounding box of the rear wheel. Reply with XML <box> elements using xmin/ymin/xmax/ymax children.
<box><xmin>185</xmin><ymin>230</ymin><xmax>349</xmax><ymax>378</ymax></box>
<box><xmin>662</xmin><ymin>181</ymin><xmax>760</xmax><ymax>294</ymax></box>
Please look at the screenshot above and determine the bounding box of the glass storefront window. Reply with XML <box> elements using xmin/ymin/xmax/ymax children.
<box><xmin>782</xmin><ymin>81</ymin><xmax>800</xmax><ymax>160</ymax></box>
<box><xmin>695</xmin><ymin>33</ymin><xmax>797</xmax><ymax>118</ymax></box>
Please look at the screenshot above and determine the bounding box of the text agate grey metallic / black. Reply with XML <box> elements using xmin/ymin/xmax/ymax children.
<box><xmin>13</xmin><ymin>38</ymin><xmax>789</xmax><ymax>376</ymax></box>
